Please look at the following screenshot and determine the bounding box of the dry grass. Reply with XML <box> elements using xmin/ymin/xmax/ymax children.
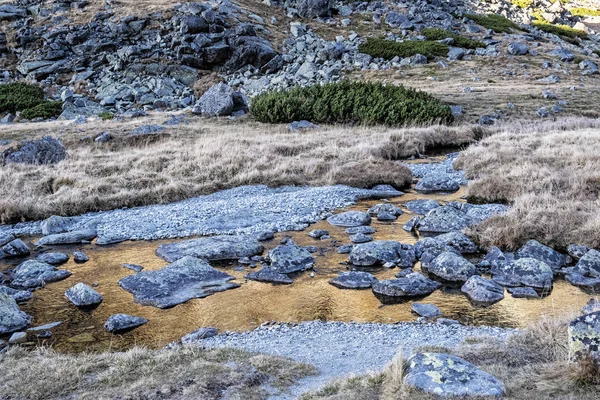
<box><xmin>0</xmin><ymin>116</ymin><xmax>485</xmax><ymax>223</ymax></box>
<box><xmin>0</xmin><ymin>345</ymin><xmax>316</xmax><ymax>400</ymax></box>
<box><xmin>302</xmin><ymin>315</ymin><xmax>600</xmax><ymax>400</ymax></box>
<box><xmin>455</xmin><ymin>117</ymin><xmax>600</xmax><ymax>251</ymax></box>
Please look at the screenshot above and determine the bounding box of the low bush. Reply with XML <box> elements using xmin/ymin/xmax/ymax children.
<box><xmin>464</xmin><ymin>14</ymin><xmax>520</xmax><ymax>33</ymax></box>
<box><xmin>533</xmin><ymin>22</ymin><xmax>589</xmax><ymax>42</ymax></box>
<box><xmin>570</xmin><ymin>7</ymin><xmax>600</xmax><ymax>17</ymax></box>
<box><xmin>20</xmin><ymin>101</ymin><xmax>63</xmax><ymax>120</ymax></box>
<box><xmin>98</xmin><ymin>111</ymin><xmax>115</xmax><ymax>120</ymax></box>
<box><xmin>421</xmin><ymin>28</ymin><xmax>485</xmax><ymax>49</ymax></box>
<box><xmin>250</xmin><ymin>81</ymin><xmax>454</xmax><ymax>126</ymax></box>
<box><xmin>511</xmin><ymin>0</ymin><xmax>533</xmax><ymax>8</ymax></box>
<box><xmin>358</xmin><ymin>37</ymin><xmax>449</xmax><ymax>60</ymax></box>
<box><xmin>0</xmin><ymin>82</ymin><xmax>62</xmax><ymax>120</ymax></box>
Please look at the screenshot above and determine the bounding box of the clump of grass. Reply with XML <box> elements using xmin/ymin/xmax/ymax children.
<box><xmin>251</xmin><ymin>81</ymin><xmax>454</xmax><ymax>126</ymax></box>
<box><xmin>533</xmin><ymin>22</ymin><xmax>589</xmax><ymax>44</ymax></box>
<box><xmin>0</xmin><ymin>82</ymin><xmax>63</xmax><ymax>120</ymax></box>
<box><xmin>464</xmin><ymin>14</ymin><xmax>520</xmax><ymax>33</ymax></box>
<box><xmin>98</xmin><ymin>111</ymin><xmax>114</xmax><ymax>121</ymax></box>
<box><xmin>421</xmin><ymin>28</ymin><xmax>485</xmax><ymax>49</ymax></box>
<box><xmin>570</xmin><ymin>7</ymin><xmax>600</xmax><ymax>17</ymax></box>
<box><xmin>0</xmin><ymin>346</ymin><xmax>317</xmax><ymax>400</ymax></box>
<box><xmin>511</xmin><ymin>0</ymin><xmax>533</xmax><ymax>8</ymax></box>
<box><xmin>358</xmin><ymin>37</ymin><xmax>449</xmax><ymax>60</ymax></box>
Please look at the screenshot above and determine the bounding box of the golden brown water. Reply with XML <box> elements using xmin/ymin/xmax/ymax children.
<box><xmin>0</xmin><ymin>187</ymin><xmax>592</xmax><ymax>352</ymax></box>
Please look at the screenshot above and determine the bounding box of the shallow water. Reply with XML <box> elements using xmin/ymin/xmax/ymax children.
<box><xmin>0</xmin><ymin>186</ymin><xmax>592</xmax><ymax>353</ymax></box>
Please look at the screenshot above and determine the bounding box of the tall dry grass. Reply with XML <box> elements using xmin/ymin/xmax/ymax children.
<box><xmin>0</xmin><ymin>117</ymin><xmax>483</xmax><ymax>223</ymax></box>
<box><xmin>455</xmin><ymin>117</ymin><xmax>600</xmax><ymax>250</ymax></box>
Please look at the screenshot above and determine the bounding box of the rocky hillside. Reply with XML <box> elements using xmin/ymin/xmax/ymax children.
<box><xmin>0</xmin><ymin>0</ymin><xmax>598</xmax><ymax>121</ymax></box>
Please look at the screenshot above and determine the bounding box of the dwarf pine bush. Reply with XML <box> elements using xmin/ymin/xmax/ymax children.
<box><xmin>0</xmin><ymin>82</ymin><xmax>62</xmax><ymax>119</ymax></box>
<box><xmin>358</xmin><ymin>37</ymin><xmax>449</xmax><ymax>60</ymax></box>
<box><xmin>421</xmin><ymin>28</ymin><xmax>485</xmax><ymax>49</ymax></box>
<box><xmin>251</xmin><ymin>81</ymin><xmax>454</xmax><ymax>126</ymax></box>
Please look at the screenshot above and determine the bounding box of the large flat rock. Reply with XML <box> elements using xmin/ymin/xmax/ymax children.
<box><xmin>119</xmin><ymin>256</ymin><xmax>240</xmax><ymax>308</ymax></box>
<box><xmin>156</xmin><ymin>235</ymin><xmax>264</xmax><ymax>262</ymax></box>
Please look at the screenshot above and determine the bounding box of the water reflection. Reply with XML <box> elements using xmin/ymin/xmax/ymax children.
<box><xmin>0</xmin><ymin>187</ymin><xmax>592</xmax><ymax>353</ymax></box>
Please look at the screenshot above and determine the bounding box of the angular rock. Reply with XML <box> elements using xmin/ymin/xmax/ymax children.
<box><xmin>181</xmin><ymin>327</ymin><xmax>218</xmax><ymax>344</ymax></box>
<box><xmin>417</xmin><ymin>206</ymin><xmax>472</xmax><ymax>234</ymax></box>
<box><xmin>10</xmin><ymin>260</ymin><xmax>71</xmax><ymax>289</ymax></box>
<box><xmin>2</xmin><ymin>137</ymin><xmax>67</xmax><ymax>165</ymax></box>
<box><xmin>296</xmin><ymin>0</ymin><xmax>331</xmax><ymax>18</ymax></box>
<box><xmin>565</xmin><ymin>272</ymin><xmax>600</xmax><ymax>293</ymax></box>
<box><xmin>574</xmin><ymin>249</ymin><xmax>600</xmax><ymax>278</ymax></box>
<box><xmin>1</xmin><ymin>239</ymin><xmax>30</xmax><ymax>258</ymax></box>
<box><xmin>345</xmin><ymin>226</ymin><xmax>376</xmax><ymax>235</ymax></box>
<box><xmin>405</xmin><ymin>200</ymin><xmax>440</xmax><ymax>215</ymax></box>
<box><xmin>329</xmin><ymin>271</ymin><xmax>378</xmax><ymax>289</ymax></box>
<box><xmin>37</xmin><ymin>252</ymin><xmax>69</xmax><ymax>265</ymax></box>
<box><xmin>403</xmin><ymin>353</ymin><xmax>505</xmax><ymax>397</ymax></box>
<box><xmin>193</xmin><ymin>83</ymin><xmax>234</xmax><ymax>117</ymax></box>
<box><xmin>492</xmin><ymin>258</ymin><xmax>554</xmax><ymax>291</ymax></box>
<box><xmin>372</xmin><ymin>273</ymin><xmax>441</xmax><ymax>300</ymax></box>
<box><xmin>35</xmin><ymin>229</ymin><xmax>97</xmax><ymax>247</ymax></box>
<box><xmin>308</xmin><ymin>229</ymin><xmax>329</xmax><ymax>239</ymax></box>
<box><xmin>41</xmin><ymin>215</ymin><xmax>80</xmax><ymax>235</ymax></box>
<box><xmin>516</xmin><ymin>240</ymin><xmax>567</xmax><ymax>272</ymax></box>
<box><xmin>403</xmin><ymin>216</ymin><xmax>420</xmax><ymax>233</ymax></box>
<box><xmin>0</xmin><ymin>286</ymin><xmax>32</xmax><ymax>302</ymax></box>
<box><xmin>507</xmin><ymin>286</ymin><xmax>540</xmax><ymax>298</ymax></box>
<box><xmin>349</xmin><ymin>233</ymin><xmax>373</xmax><ymax>244</ymax></box>
<box><xmin>266</xmin><ymin>244</ymin><xmax>314</xmax><ymax>274</ymax></box>
<box><xmin>349</xmin><ymin>240</ymin><xmax>402</xmax><ymax>267</ymax></box>
<box><xmin>8</xmin><ymin>331</ymin><xmax>27</xmax><ymax>344</ymax></box>
<box><xmin>411</xmin><ymin>303</ymin><xmax>442</xmax><ymax>318</ymax></box>
<box><xmin>104</xmin><ymin>314</ymin><xmax>148</xmax><ymax>333</ymax></box>
<box><xmin>156</xmin><ymin>235</ymin><xmax>264</xmax><ymax>263</ymax></box>
<box><xmin>245</xmin><ymin>268</ymin><xmax>293</xmax><ymax>284</ymax></box>
<box><xmin>424</xmin><ymin>252</ymin><xmax>480</xmax><ymax>284</ymax></box>
<box><xmin>415</xmin><ymin>174</ymin><xmax>460</xmax><ymax>194</ymax></box>
<box><xmin>327</xmin><ymin>211</ymin><xmax>371</xmax><ymax>227</ymax></box>
<box><xmin>435</xmin><ymin>231</ymin><xmax>478</xmax><ymax>254</ymax></box>
<box><xmin>118</xmin><ymin>256</ymin><xmax>239</xmax><ymax>308</ymax></box>
<box><xmin>567</xmin><ymin>244</ymin><xmax>590</xmax><ymax>261</ymax></box>
<box><xmin>461</xmin><ymin>275</ymin><xmax>505</xmax><ymax>305</ymax></box>
<box><xmin>0</xmin><ymin>292</ymin><xmax>31</xmax><ymax>334</ymax></box>
<box><xmin>73</xmin><ymin>251</ymin><xmax>89</xmax><ymax>263</ymax></box>
<box><xmin>367</xmin><ymin>203</ymin><xmax>403</xmax><ymax>217</ymax></box>
<box><xmin>65</xmin><ymin>283</ymin><xmax>103</xmax><ymax>307</ymax></box>
<box><xmin>568</xmin><ymin>311</ymin><xmax>600</xmax><ymax>363</ymax></box>
<box><xmin>582</xmin><ymin>298</ymin><xmax>600</xmax><ymax>315</ymax></box>
<box><xmin>507</xmin><ymin>42</ymin><xmax>528</xmax><ymax>55</ymax></box>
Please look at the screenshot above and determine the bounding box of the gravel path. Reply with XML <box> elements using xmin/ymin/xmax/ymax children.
<box><xmin>1</xmin><ymin>185</ymin><xmax>399</xmax><ymax>241</ymax></box>
<box><xmin>201</xmin><ymin>320</ymin><xmax>515</xmax><ymax>399</ymax></box>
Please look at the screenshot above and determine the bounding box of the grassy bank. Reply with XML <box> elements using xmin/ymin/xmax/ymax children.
<box><xmin>0</xmin><ymin>118</ymin><xmax>484</xmax><ymax>223</ymax></box>
<box><xmin>302</xmin><ymin>315</ymin><xmax>600</xmax><ymax>399</ymax></box>
<box><xmin>455</xmin><ymin>117</ymin><xmax>600</xmax><ymax>251</ymax></box>
<box><xmin>0</xmin><ymin>345</ymin><xmax>316</xmax><ymax>399</ymax></box>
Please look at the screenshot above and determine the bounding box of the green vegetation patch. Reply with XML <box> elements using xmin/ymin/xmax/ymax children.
<box><xmin>0</xmin><ymin>82</ymin><xmax>62</xmax><ymax>120</ymax></box>
<box><xmin>98</xmin><ymin>111</ymin><xmax>115</xmax><ymax>120</ymax></box>
<box><xmin>358</xmin><ymin>37</ymin><xmax>449</xmax><ymax>60</ymax></box>
<box><xmin>533</xmin><ymin>22</ymin><xmax>589</xmax><ymax>43</ymax></box>
<box><xmin>570</xmin><ymin>7</ymin><xmax>600</xmax><ymax>17</ymax></box>
<box><xmin>464</xmin><ymin>14</ymin><xmax>520</xmax><ymax>33</ymax></box>
<box><xmin>421</xmin><ymin>28</ymin><xmax>485</xmax><ymax>49</ymax></box>
<box><xmin>251</xmin><ymin>81</ymin><xmax>454</xmax><ymax>126</ymax></box>
<box><xmin>511</xmin><ymin>0</ymin><xmax>533</xmax><ymax>8</ymax></box>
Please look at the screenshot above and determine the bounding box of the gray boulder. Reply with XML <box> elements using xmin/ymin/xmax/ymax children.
<box><xmin>345</xmin><ymin>226</ymin><xmax>376</xmax><ymax>235</ymax></box>
<box><xmin>156</xmin><ymin>235</ymin><xmax>264</xmax><ymax>263</ymax></box>
<box><xmin>65</xmin><ymin>283</ymin><xmax>103</xmax><ymax>307</ymax></box>
<box><xmin>424</xmin><ymin>252</ymin><xmax>479</xmax><ymax>284</ymax></box>
<box><xmin>568</xmin><ymin>311</ymin><xmax>600</xmax><ymax>363</ymax></box>
<box><xmin>1</xmin><ymin>239</ymin><xmax>30</xmax><ymax>258</ymax></box>
<box><xmin>296</xmin><ymin>0</ymin><xmax>331</xmax><ymax>19</ymax></box>
<box><xmin>405</xmin><ymin>199</ymin><xmax>440</xmax><ymax>215</ymax></box>
<box><xmin>367</xmin><ymin>204</ymin><xmax>403</xmax><ymax>217</ymax></box>
<box><xmin>349</xmin><ymin>240</ymin><xmax>402</xmax><ymax>267</ymax></box>
<box><xmin>417</xmin><ymin>206</ymin><xmax>472</xmax><ymax>234</ymax></box>
<box><xmin>329</xmin><ymin>271</ymin><xmax>378</xmax><ymax>289</ymax></box>
<box><xmin>574</xmin><ymin>249</ymin><xmax>600</xmax><ymax>278</ymax></box>
<box><xmin>327</xmin><ymin>211</ymin><xmax>371</xmax><ymax>227</ymax></box>
<box><xmin>37</xmin><ymin>252</ymin><xmax>69</xmax><ymax>265</ymax></box>
<box><xmin>308</xmin><ymin>230</ymin><xmax>329</xmax><ymax>239</ymax></box>
<box><xmin>385</xmin><ymin>12</ymin><xmax>413</xmax><ymax>29</ymax></box>
<box><xmin>245</xmin><ymin>268</ymin><xmax>293</xmax><ymax>284</ymax></box>
<box><xmin>565</xmin><ymin>272</ymin><xmax>600</xmax><ymax>293</ymax></box>
<box><xmin>582</xmin><ymin>298</ymin><xmax>600</xmax><ymax>315</ymax></box>
<box><xmin>507</xmin><ymin>42</ymin><xmax>528</xmax><ymax>55</ymax></box>
<box><xmin>0</xmin><ymin>286</ymin><xmax>32</xmax><ymax>302</ymax></box>
<box><xmin>403</xmin><ymin>216</ymin><xmax>420</xmax><ymax>232</ymax></box>
<box><xmin>73</xmin><ymin>251</ymin><xmax>89</xmax><ymax>263</ymax></box>
<box><xmin>35</xmin><ymin>229</ymin><xmax>97</xmax><ymax>247</ymax></box>
<box><xmin>492</xmin><ymin>258</ymin><xmax>553</xmax><ymax>290</ymax></box>
<box><xmin>461</xmin><ymin>275</ymin><xmax>505</xmax><ymax>305</ymax></box>
<box><xmin>10</xmin><ymin>260</ymin><xmax>71</xmax><ymax>289</ymax></box>
<box><xmin>0</xmin><ymin>292</ymin><xmax>31</xmax><ymax>334</ymax></box>
<box><xmin>118</xmin><ymin>256</ymin><xmax>240</xmax><ymax>308</ymax></box>
<box><xmin>403</xmin><ymin>353</ymin><xmax>505</xmax><ymax>397</ymax></box>
<box><xmin>104</xmin><ymin>314</ymin><xmax>148</xmax><ymax>333</ymax></box>
<box><xmin>41</xmin><ymin>215</ymin><xmax>80</xmax><ymax>235</ymax></box>
<box><xmin>193</xmin><ymin>83</ymin><xmax>234</xmax><ymax>117</ymax></box>
<box><xmin>266</xmin><ymin>244</ymin><xmax>314</xmax><ymax>274</ymax></box>
<box><xmin>516</xmin><ymin>240</ymin><xmax>567</xmax><ymax>272</ymax></box>
<box><xmin>415</xmin><ymin>174</ymin><xmax>460</xmax><ymax>194</ymax></box>
<box><xmin>181</xmin><ymin>327</ymin><xmax>218</xmax><ymax>344</ymax></box>
<box><xmin>2</xmin><ymin>137</ymin><xmax>66</xmax><ymax>165</ymax></box>
<box><xmin>349</xmin><ymin>233</ymin><xmax>373</xmax><ymax>244</ymax></box>
<box><xmin>435</xmin><ymin>231</ymin><xmax>478</xmax><ymax>254</ymax></box>
<box><xmin>411</xmin><ymin>303</ymin><xmax>442</xmax><ymax>318</ymax></box>
<box><xmin>507</xmin><ymin>286</ymin><xmax>540</xmax><ymax>298</ymax></box>
<box><xmin>567</xmin><ymin>244</ymin><xmax>590</xmax><ymax>260</ymax></box>
<box><xmin>372</xmin><ymin>273</ymin><xmax>441</xmax><ymax>300</ymax></box>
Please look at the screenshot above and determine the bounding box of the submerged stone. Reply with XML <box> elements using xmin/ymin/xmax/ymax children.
<box><xmin>118</xmin><ymin>256</ymin><xmax>240</xmax><ymax>308</ymax></box>
<box><xmin>156</xmin><ymin>235</ymin><xmax>264</xmax><ymax>262</ymax></box>
<box><xmin>245</xmin><ymin>268</ymin><xmax>293</xmax><ymax>284</ymax></box>
<box><xmin>9</xmin><ymin>260</ymin><xmax>71</xmax><ymax>289</ymax></box>
<box><xmin>403</xmin><ymin>353</ymin><xmax>505</xmax><ymax>397</ymax></box>
<box><xmin>104</xmin><ymin>314</ymin><xmax>148</xmax><ymax>333</ymax></box>
<box><xmin>329</xmin><ymin>271</ymin><xmax>378</xmax><ymax>289</ymax></box>
<box><xmin>345</xmin><ymin>226</ymin><xmax>376</xmax><ymax>235</ymax></box>
<box><xmin>367</xmin><ymin>203</ymin><xmax>403</xmax><ymax>216</ymax></box>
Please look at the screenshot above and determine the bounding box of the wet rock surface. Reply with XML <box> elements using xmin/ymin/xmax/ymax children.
<box><xmin>119</xmin><ymin>256</ymin><xmax>240</xmax><ymax>308</ymax></box>
<box><xmin>156</xmin><ymin>234</ymin><xmax>264</xmax><ymax>263</ymax></box>
<box><xmin>403</xmin><ymin>353</ymin><xmax>505</xmax><ymax>397</ymax></box>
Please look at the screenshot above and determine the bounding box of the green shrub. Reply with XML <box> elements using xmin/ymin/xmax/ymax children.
<box><xmin>358</xmin><ymin>37</ymin><xmax>449</xmax><ymax>60</ymax></box>
<box><xmin>570</xmin><ymin>7</ymin><xmax>600</xmax><ymax>17</ymax></box>
<box><xmin>20</xmin><ymin>101</ymin><xmax>63</xmax><ymax>120</ymax></box>
<box><xmin>0</xmin><ymin>82</ymin><xmax>46</xmax><ymax>113</ymax></box>
<box><xmin>533</xmin><ymin>22</ymin><xmax>588</xmax><ymax>42</ymax></box>
<box><xmin>464</xmin><ymin>14</ymin><xmax>520</xmax><ymax>33</ymax></box>
<box><xmin>250</xmin><ymin>81</ymin><xmax>454</xmax><ymax>126</ymax></box>
<box><xmin>98</xmin><ymin>111</ymin><xmax>114</xmax><ymax>120</ymax></box>
<box><xmin>594</xmin><ymin>50</ymin><xmax>600</xmax><ymax>57</ymax></box>
<box><xmin>511</xmin><ymin>0</ymin><xmax>533</xmax><ymax>8</ymax></box>
<box><xmin>421</xmin><ymin>28</ymin><xmax>485</xmax><ymax>49</ymax></box>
